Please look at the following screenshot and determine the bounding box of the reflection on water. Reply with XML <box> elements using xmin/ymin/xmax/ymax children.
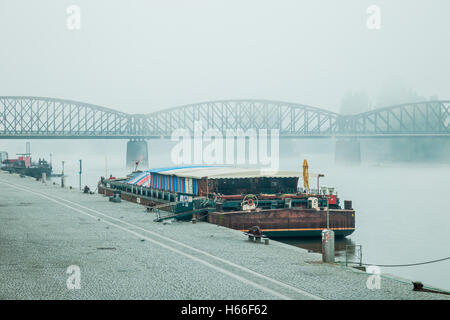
<box><xmin>276</xmin><ymin>237</ymin><xmax>360</xmax><ymax>263</ymax></box>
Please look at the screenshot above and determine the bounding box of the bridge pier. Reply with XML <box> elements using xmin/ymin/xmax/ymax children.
<box><xmin>126</xmin><ymin>139</ymin><xmax>148</xmax><ymax>169</ymax></box>
<box><xmin>335</xmin><ymin>139</ymin><xmax>361</xmax><ymax>165</ymax></box>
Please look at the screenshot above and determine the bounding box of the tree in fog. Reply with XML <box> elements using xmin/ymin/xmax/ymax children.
<box><xmin>375</xmin><ymin>82</ymin><xmax>426</xmax><ymax>107</ymax></box>
<box><xmin>339</xmin><ymin>91</ymin><xmax>370</xmax><ymax>115</ymax></box>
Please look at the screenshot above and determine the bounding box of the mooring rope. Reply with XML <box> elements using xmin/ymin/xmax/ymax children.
<box><xmin>342</xmin><ymin>256</ymin><xmax>450</xmax><ymax>267</ymax></box>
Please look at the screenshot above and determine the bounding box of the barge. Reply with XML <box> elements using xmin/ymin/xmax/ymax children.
<box><xmin>1</xmin><ymin>155</ymin><xmax>52</xmax><ymax>179</ymax></box>
<box><xmin>98</xmin><ymin>165</ymin><xmax>355</xmax><ymax>238</ymax></box>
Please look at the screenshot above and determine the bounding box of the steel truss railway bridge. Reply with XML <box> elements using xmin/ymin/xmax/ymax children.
<box><xmin>1</xmin><ymin>96</ymin><xmax>449</xmax><ymax>165</ymax></box>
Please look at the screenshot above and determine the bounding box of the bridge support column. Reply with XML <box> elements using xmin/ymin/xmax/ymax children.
<box><xmin>335</xmin><ymin>139</ymin><xmax>361</xmax><ymax>165</ymax></box>
<box><xmin>126</xmin><ymin>139</ymin><xmax>148</xmax><ymax>169</ymax></box>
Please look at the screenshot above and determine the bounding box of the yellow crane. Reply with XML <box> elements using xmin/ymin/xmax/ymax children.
<box><xmin>302</xmin><ymin>159</ymin><xmax>309</xmax><ymax>193</ymax></box>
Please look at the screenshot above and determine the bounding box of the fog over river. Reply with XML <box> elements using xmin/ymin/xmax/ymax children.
<box><xmin>2</xmin><ymin>139</ymin><xmax>449</xmax><ymax>292</ymax></box>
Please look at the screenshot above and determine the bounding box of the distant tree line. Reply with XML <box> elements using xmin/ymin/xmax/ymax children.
<box><xmin>339</xmin><ymin>85</ymin><xmax>438</xmax><ymax>115</ymax></box>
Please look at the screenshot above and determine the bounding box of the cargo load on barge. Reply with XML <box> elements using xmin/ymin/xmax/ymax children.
<box><xmin>98</xmin><ymin>165</ymin><xmax>355</xmax><ymax>238</ymax></box>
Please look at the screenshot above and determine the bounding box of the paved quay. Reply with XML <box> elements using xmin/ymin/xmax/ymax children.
<box><xmin>0</xmin><ymin>171</ymin><xmax>448</xmax><ymax>300</ymax></box>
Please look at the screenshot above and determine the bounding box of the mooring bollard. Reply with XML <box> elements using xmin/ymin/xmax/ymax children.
<box><xmin>256</xmin><ymin>237</ymin><xmax>262</xmax><ymax>243</ymax></box>
<box><xmin>264</xmin><ymin>238</ymin><xmax>269</xmax><ymax>245</ymax></box>
<box><xmin>322</xmin><ymin>229</ymin><xmax>335</xmax><ymax>263</ymax></box>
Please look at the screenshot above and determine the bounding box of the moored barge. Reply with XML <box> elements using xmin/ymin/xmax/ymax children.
<box><xmin>1</xmin><ymin>156</ymin><xmax>52</xmax><ymax>179</ymax></box>
<box><xmin>98</xmin><ymin>166</ymin><xmax>355</xmax><ymax>238</ymax></box>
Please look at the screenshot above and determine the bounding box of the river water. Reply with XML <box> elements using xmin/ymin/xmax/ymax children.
<box><xmin>2</xmin><ymin>139</ymin><xmax>449</xmax><ymax>292</ymax></box>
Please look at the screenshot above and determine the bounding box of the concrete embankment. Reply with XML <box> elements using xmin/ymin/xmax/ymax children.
<box><xmin>0</xmin><ymin>171</ymin><xmax>447</xmax><ymax>300</ymax></box>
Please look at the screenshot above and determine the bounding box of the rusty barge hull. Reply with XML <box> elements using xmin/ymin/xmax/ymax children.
<box><xmin>208</xmin><ymin>208</ymin><xmax>355</xmax><ymax>237</ymax></box>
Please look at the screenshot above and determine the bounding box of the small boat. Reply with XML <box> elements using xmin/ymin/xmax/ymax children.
<box><xmin>98</xmin><ymin>164</ymin><xmax>355</xmax><ymax>238</ymax></box>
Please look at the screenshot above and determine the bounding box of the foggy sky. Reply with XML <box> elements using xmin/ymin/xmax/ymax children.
<box><xmin>1</xmin><ymin>0</ymin><xmax>449</xmax><ymax>114</ymax></box>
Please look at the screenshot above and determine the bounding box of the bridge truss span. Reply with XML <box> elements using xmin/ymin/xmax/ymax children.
<box><xmin>0</xmin><ymin>96</ymin><xmax>131</xmax><ymax>139</ymax></box>
<box><xmin>344</xmin><ymin>101</ymin><xmax>450</xmax><ymax>136</ymax></box>
<box><xmin>143</xmin><ymin>100</ymin><xmax>341</xmax><ymax>138</ymax></box>
<box><xmin>0</xmin><ymin>97</ymin><xmax>449</xmax><ymax>139</ymax></box>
